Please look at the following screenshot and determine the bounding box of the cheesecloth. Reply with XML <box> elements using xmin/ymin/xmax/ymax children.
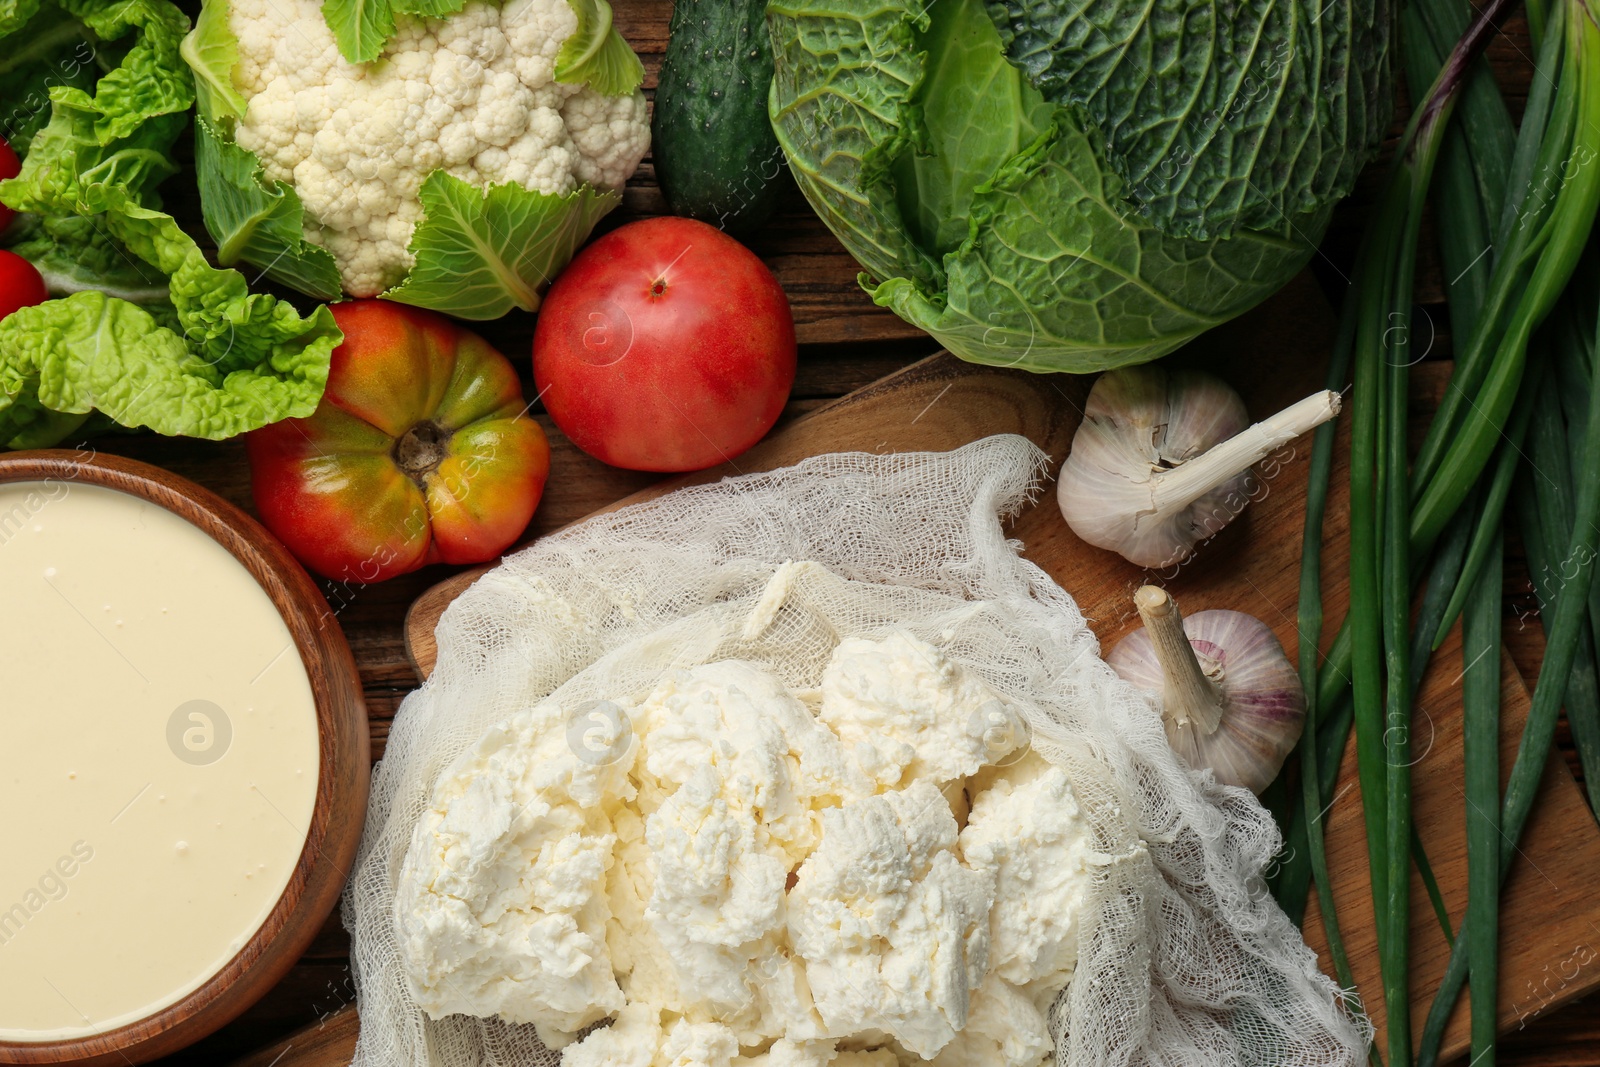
<box><xmin>343</xmin><ymin>433</ymin><xmax>1370</xmax><ymax>1067</ymax></box>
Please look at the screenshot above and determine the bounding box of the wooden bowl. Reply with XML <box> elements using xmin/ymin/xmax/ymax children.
<box><xmin>0</xmin><ymin>450</ymin><xmax>370</xmax><ymax>1066</ymax></box>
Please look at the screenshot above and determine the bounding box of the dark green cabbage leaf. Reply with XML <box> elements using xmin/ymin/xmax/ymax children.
<box><xmin>769</xmin><ymin>0</ymin><xmax>1381</xmax><ymax>373</ymax></box>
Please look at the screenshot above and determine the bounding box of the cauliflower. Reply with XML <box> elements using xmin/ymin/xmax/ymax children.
<box><xmin>225</xmin><ymin>0</ymin><xmax>649</xmax><ymax>297</ymax></box>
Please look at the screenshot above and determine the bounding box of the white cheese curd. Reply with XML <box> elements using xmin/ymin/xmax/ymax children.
<box><xmin>819</xmin><ymin>631</ymin><xmax>1027</xmax><ymax>790</ymax></box>
<box><xmin>402</xmin><ymin>627</ymin><xmax>1101</xmax><ymax>1066</ymax></box>
<box><xmin>961</xmin><ymin>753</ymin><xmax>1096</xmax><ymax>998</ymax></box>
<box><xmin>928</xmin><ymin>974</ymin><xmax>1055</xmax><ymax>1067</ymax></box>
<box><xmin>787</xmin><ymin>781</ymin><xmax>994</xmax><ymax>1058</ymax></box>
<box><xmin>559</xmin><ymin>1000</ymin><xmax>661</xmax><ymax>1066</ymax></box>
<box><xmin>740</xmin><ymin>1039</ymin><xmax>840</xmax><ymax>1067</ymax></box>
<box><xmin>830</xmin><ymin>1053</ymin><xmax>904</xmax><ymax>1067</ymax></box>
<box><xmin>394</xmin><ymin>699</ymin><xmax>636</xmax><ymax>1035</ymax></box>
<box><xmin>615</xmin><ymin>662</ymin><xmax>864</xmax><ymax>1041</ymax></box>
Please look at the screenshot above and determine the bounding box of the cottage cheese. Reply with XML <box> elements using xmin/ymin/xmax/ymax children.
<box><xmin>961</xmin><ymin>753</ymin><xmax>1097</xmax><ymax>997</ymax></box>
<box><xmin>399</xmin><ymin>621</ymin><xmax>1100</xmax><ymax>1067</ymax></box>
<box><xmin>394</xmin><ymin>699</ymin><xmax>635</xmax><ymax>1036</ymax></box>
<box><xmin>820</xmin><ymin>632</ymin><xmax>1028</xmax><ymax>790</ymax></box>
<box><xmin>929</xmin><ymin>975</ymin><xmax>1055</xmax><ymax>1067</ymax></box>
<box><xmin>788</xmin><ymin>781</ymin><xmax>994</xmax><ymax>1057</ymax></box>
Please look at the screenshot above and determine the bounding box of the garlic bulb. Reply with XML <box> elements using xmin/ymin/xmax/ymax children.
<box><xmin>1108</xmin><ymin>585</ymin><xmax>1305</xmax><ymax>794</ymax></box>
<box><xmin>1058</xmin><ymin>366</ymin><xmax>1341</xmax><ymax>568</ymax></box>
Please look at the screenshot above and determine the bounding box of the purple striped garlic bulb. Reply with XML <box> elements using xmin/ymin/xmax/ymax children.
<box><xmin>1108</xmin><ymin>585</ymin><xmax>1305</xmax><ymax>794</ymax></box>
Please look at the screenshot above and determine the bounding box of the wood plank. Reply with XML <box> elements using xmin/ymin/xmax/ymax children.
<box><xmin>388</xmin><ymin>271</ymin><xmax>1600</xmax><ymax>1066</ymax></box>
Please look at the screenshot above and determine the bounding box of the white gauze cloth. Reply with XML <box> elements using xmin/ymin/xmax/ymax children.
<box><xmin>342</xmin><ymin>433</ymin><xmax>1370</xmax><ymax>1067</ymax></box>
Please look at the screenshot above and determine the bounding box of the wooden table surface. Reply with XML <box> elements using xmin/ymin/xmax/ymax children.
<box><xmin>50</xmin><ymin>0</ymin><xmax>1595</xmax><ymax>1061</ymax></box>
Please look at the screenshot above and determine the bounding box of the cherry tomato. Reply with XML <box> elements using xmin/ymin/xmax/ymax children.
<box><xmin>0</xmin><ymin>250</ymin><xmax>48</xmax><ymax>321</ymax></box>
<box><xmin>0</xmin><ymin>135</ymin><xmax>19</xmax><ymax>232</ymax></box>
<box><xmin>533</xmin><ymin>217</ymin><xmax>796</xmax><ymax>472</ymax></box>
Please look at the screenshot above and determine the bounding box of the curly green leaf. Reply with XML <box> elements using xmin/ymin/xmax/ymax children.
<box><xmin>556</xmin><ymin>0</ymin><xmax>643</xmax><ymax>95</ymax></box>
<box><xmin>384</xmin><ymin>170</ymin><xmax>620</xmax><ymax>320</ymax></box>
<box><xmin>985</xmin><ymin>0</ymin><xmax>1391</xmax><ymax>238</ymax></box>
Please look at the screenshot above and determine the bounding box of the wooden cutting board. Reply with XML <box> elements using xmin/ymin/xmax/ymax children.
<box><xmin>238</xmin><ymin>274</ymin><xmax>1600</xmax><ymax>1066</ymax></box>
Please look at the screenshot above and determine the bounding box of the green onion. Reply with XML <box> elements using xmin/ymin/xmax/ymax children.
<box><xmin>1379</xmin><ymin>177</ymin><xmax>1420</xmax><ymax>1064</ymax></box>
<box><xmin>1410</xmin><ymin>5</ymin><xmax>1600</xmax><ymax>550</ymax></box>
<box><xmin>1429</xmin><ymin>380</ymin><xmax>1540</xmax><ymax>649</ymax></box>
<box><xmin>1293</xmin><ymin>303</ymin><xmax>1357</xmax><ymax>973</ymax></box>
<box><xmin>1417</xmin><ymin>48</ymin><xmax>1600</xmax><ymax>1051</ymax></box>
<box><xmin>1408</xmin><ymin>1</ymin><xmax>1570</xmax><ymax>495</ymax></box>
<box><xmin>1461</xmin><ymin>524</ymin><xmax>1503</xmax><ymax>1066</ymax></box>
<box><xmin>1549</xmin><ymin>284</ymin><xmax>1600</xmax><ymax>814</ymax></box>
<box><xmin>1411</xmin><ymin>825</ymin><xmax>1455</xmax><ymax>946</ymax></box>
<box><xmin>1338</xmin><ymin>9</ymin><xmax>1520</xmax><ymax>1053</ymax></box>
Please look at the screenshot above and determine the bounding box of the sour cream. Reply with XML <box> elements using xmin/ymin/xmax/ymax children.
<box><xmin>0</xmin><ymin>480</ymin><xmax>320</xmax><ymax>1042</ymax></box>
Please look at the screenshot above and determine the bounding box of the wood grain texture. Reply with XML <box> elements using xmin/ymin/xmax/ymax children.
<box><xmin>390</xmin><ymin>273</ymin><xmax>1600</xmax><ymax>1065</ymax></box>
<box><xmin>0</xmin><ymin>453</ymin><xmax>369</xmax><ymax>1066</ymax></box>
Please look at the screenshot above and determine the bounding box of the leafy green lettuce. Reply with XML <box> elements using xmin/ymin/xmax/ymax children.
<box><xmin>769</xmin><ymin>0</ymin><xmax>1382</xmax><ymax>373</ymax></box>
<box><xmin>183</xmin><ymin>0</ymin><xmax>641</xmax><ymax>319</ymax></box>
<box><xmin>0</xmin><ymin>0</ymin><xmax>340</xmax><ymax>448</ymax></box>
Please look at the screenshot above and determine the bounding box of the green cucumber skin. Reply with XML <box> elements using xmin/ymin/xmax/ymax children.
<box><xmin>652</xmin><ymin>0</ymin><xmax>784</xmax><ymax>238</ymax></box>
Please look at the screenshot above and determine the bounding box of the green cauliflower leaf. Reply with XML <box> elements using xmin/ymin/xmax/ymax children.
<box><xmin>192</xmin><ymin>117</ymin><xmax>344</xmax><ymax>301</ymax></box>
<box><xmin>384</xmin><ymin>171</ymin><xmax>620</xmax><ymax>320</ymax></box>
<box><xmin>556</xmin><ymin>0</ymin><xmax>644</xmax><ymax>95</ymax></box>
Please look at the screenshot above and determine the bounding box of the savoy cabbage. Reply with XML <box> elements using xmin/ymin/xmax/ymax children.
<box><xmin>768</xmin><ymin>0</ymin><xmax>1390</xmax><ymax>372</ymax></box>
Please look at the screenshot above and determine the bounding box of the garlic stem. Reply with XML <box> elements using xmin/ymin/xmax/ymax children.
<box><xmin>1149</xmin><ymin>389</ymin><xmax>1342</xmax><ymax>517</ymax></box>
<box><xmin>1134</xmin><ymin>585</ymin><xmax>1226</xmax><ymax>735</ymax></box>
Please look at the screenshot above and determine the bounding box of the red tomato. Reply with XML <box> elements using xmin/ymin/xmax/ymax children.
<box><xmin>0</xmin><ymin>135</ymin><xmax>18</xmax><ymax>232</ymax></box>
<box><xmin>533</xmin><ymin>217</ymin><xmax>796</xmax><ymax>472</ymax></box>
<box><xmin>248</xmin><ymin>301</ymin><xmax>551</xmax><ymax>583</ymax></box>
<box><xmin>0</xmin><ymin>250</ymin><xmax>48</xmax><ymax>320</ymax></box>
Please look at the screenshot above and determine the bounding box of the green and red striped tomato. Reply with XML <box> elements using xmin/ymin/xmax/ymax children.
<box><xmin>248</xmin><ymin>301</ymin><xmax>549</xmax><ymax>583</ymax></box>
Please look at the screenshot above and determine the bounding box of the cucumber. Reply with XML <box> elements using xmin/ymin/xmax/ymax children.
<box><xmin>652</xmin><ymin>0</ymin><xmax>785</xmax><ymax>238</ymax></box>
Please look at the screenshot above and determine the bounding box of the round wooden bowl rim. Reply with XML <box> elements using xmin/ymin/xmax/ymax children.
<box><xmin>0</xmin><ymin>450</ymin><xmax>370</xmax><ymax>1066</ymax></box>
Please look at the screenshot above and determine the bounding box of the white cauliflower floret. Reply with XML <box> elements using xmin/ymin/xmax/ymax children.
<box><xmin>229</xmin><ymin>0</ymin><xmax>649</xmax><ymax>296</ymax></box>
<box><xmin>563</xmin><ymin>87</ymin><xmax>652</xmax><ymax>189</ymax></box>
